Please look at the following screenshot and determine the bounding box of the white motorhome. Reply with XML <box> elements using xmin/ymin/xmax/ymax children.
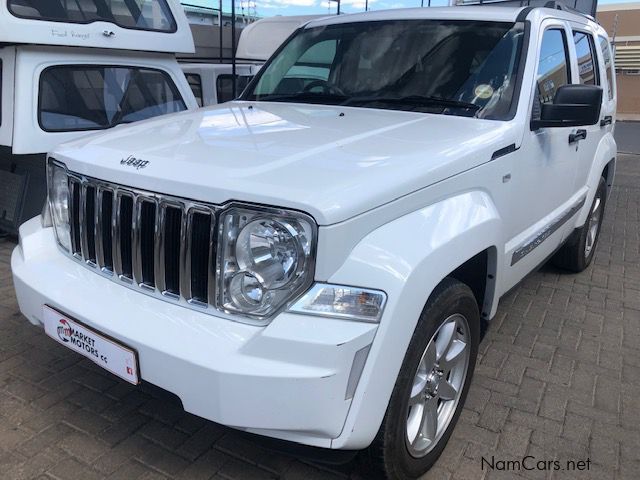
<box><xmin>0</xmin><ymin>0</ymin><xmax>198</xmax><ymax>234</ymax></box>
<box><xmin>181</xmin><ymin>15</ymin><xmax>326</xmax><ymax>106</ymax></box>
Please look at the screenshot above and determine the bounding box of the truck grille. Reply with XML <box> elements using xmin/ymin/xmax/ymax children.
<box><xmin>65</xmin><ymin>173</ymin><xmax>218</xmax><ymax>312</ymax></box>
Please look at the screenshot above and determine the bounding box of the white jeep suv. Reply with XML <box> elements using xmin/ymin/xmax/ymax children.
<box><xmin>12</xmin><ymin>5</ymin><xmax>616</xmax><ymax>479</ymax></box>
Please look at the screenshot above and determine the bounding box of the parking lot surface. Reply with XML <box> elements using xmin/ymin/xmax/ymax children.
<box><xmin>0</xmin><ymin>153</ymin><xmax>638</xmax><ymax>480</ymax></box>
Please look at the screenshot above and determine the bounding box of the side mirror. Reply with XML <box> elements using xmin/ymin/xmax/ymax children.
<box><xmin>531</xmin><ymin>84</ymin><xmax>602</xmax><ymax>130</ymax></box>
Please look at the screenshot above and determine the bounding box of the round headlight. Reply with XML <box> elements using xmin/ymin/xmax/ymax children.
<box><xmin>235</xmin><ymin>219</ymin><xmax>305</xmax><ymax>289</ymax></box>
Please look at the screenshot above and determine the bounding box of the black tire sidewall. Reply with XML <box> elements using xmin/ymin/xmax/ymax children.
<box><xmin>379</xmin><ymin>279</ymin><xmax>480</xmax><ymax>479</ymax></box>
<box><xmin>578</xmin><ymin>177</ymin><xmax>607</xmax><ymax>270</ymax></box>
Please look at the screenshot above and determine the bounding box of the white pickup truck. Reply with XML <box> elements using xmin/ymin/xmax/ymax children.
<box><xmin>12</xmin><ymin>4</ymin><xmax>616</xmax><ymax>479</ymax></box>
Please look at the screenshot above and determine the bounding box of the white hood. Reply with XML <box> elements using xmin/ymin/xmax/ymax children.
<box><xmin>53</xmin><ymin>101</ymin><xmax>517</xmax><ymax>225</ymax></box>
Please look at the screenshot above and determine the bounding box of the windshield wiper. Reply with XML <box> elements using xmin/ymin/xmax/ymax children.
<box><xmin>255</xmin><ymin>92</ymin><xmax>348</xmax><ymax>104</ymax></box>
<box><xmin>342</xmin><ymin>95</ymin><xmax>480</xmax><ymax>113</ymax></box>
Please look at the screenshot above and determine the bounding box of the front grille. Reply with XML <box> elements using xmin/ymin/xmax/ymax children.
<box><xmin>64</xmin><ymin>171</ymin><xmax>218</xmax><ymax>312</ymax></box>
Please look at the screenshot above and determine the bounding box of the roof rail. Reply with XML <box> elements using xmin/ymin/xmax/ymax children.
<box><xmin>454</xmin><ymin>0</ymin><xmax>597</xmax><ymax>18</ymax></box>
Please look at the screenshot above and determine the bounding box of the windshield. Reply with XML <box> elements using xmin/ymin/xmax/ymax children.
<box><xmin>245</xmin><ymin>20</ymin><xmax>525</xmax><ymax>120</ymax></box>
<box><xmin>39</xmin><ymin>66</ymin><xmax>186</xmax><ymax>132</ymax></box>
<box><xmin>8</xmin><ymin>0</ymin><xmax>176</xmax><ymax>33</ymax></box>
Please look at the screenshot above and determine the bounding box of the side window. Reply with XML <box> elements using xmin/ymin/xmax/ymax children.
<box><xmin>216</xmin><ymin>74</ymin><xmax>252</xmax><ymax>104</ymax></box>
<box><xmin>598</xmin><ymin>36</ymin><xmax>614</xmax><ymax>100</ymax></box>
<box><xmin>185</xmin><ymin>74</ymin><xmax>203</xmax><ymax>107</ymax></box>
<box><xmin>572</xmin><ymin>31</ymin><xmax>598</xmax><ymax>86</ymax></box>
<box><xmin>0</xmin><ymin>59</ymin><xmax>2</xmax><ymax>126</ymax></box>
<box><xmin>536</xmin><ymin>29</ymin><xmax>571</xmax><ymax>106</ymax></box>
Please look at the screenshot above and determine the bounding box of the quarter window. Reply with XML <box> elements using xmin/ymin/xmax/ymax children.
<box><xmin>39</xmin><ymin>66</ymin><xmax>186</xmax><ymax>132</ymax></box>
<box><xmin>8</xmin><ymin>0</ymin><xmax>177</xmax><ymax>33</ymax></box>
<box><xmin>573</xmin><ymin>31</ymin><xmax>598</xmax><ymax>85</ymax></box>
<box><xmin>598</xmin><ymin>36</ymin><xmax>614</xmax><ymax>100</ymax></box>
<box><xmin>186</xmin><ymin>73</ymin><xmax>203</xmax><ymax>107</ymax></box>
<box><xmin>536</xmin><ymin>29</ymin><xmax>571</xmax><ymax>105</ymax></box>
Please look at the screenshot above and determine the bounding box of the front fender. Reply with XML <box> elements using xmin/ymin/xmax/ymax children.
<box><xmin>328</xmin><ymin>190</ymin><xmax>501</xmax><ymax>449</ymax></box>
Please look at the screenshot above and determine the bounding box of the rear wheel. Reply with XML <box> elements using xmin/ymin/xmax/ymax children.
<box><xmin>364</xmin><ymin>278</ymin><xmax>480</xmax><ymax>479</ymax></box>
<box><xmin>552</xmin><ymin>177</ymin><xmax>607</xmax><ymax>272</ymax></box>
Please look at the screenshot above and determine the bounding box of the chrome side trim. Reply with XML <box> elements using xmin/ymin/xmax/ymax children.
<box><xmin>511</xmin><ymin>196</ymin><xmax>587</xmax><ymax>266</ymax></box>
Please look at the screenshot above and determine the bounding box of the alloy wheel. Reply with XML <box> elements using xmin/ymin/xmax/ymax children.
<box><xmin>405</xmin><ymin>313</ymin><xmax>470</xmax><ymax>458</ymax></box>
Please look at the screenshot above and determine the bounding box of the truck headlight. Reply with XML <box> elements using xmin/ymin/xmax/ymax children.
<box><xmin>47</xmin><ymin>160</ymin><xmax>72</xmax><ymax>251</ymax></box>
<box><xmin>217</xmin><ymin>206</ymin><xmax>316</xmax><ymax>319</ymax></box>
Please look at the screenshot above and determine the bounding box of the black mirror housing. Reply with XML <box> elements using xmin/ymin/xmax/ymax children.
<box><xmin>531</xmin><ymin>84</ymin><xmax>602</xmax><ymax>130</ymax></box>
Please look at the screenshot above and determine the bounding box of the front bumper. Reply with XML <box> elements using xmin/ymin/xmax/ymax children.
<box><xmin>11</xmin><ymin>217</ymin><xmax>377</xmax><ymax>448</ymax></box>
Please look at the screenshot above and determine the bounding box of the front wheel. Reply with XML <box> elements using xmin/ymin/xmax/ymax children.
<box><xmin>364</xmin><ymin>278</ymin><xmax>480</xmax><ymax>479</ymax></box>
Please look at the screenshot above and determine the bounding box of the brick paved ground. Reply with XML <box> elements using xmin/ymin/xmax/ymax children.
<box><xmin>0</xmin><ymin>154</ymin><xmax>638</xmax><ymax>480</ymax></box>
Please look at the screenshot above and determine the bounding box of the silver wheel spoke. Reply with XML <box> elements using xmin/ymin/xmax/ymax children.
<box><xmin>438</xmin><ymin>381</ymin><xmax>458</xmax><ymax>401</ymax></box>
<box><xmin>409</xmin><ymin>375</ymin><xmax>427</xmax><ymax>406</ymax></box>
<box><xmin>421</xmin><ymin>340</ymin><xmax>437</xmax><ymax>372</ymax></box>
<box><xmin>406</xmin><ymin>401</ymin><xmax>424</xmax><ymax>443</ymax></box>
<box><xmin>435</xmin><ymin>321</ymin><xmax>456</xmax><ymax>362</ymax></box>
<box><xmin>439</xmin><ymin>339</ymin><xmax>467</xmax><ymax>373</ymax></box>
<box><xmin>421</xmin><ymin>397</ymin><xmax>438</xmax><ymax>441</ymax></box>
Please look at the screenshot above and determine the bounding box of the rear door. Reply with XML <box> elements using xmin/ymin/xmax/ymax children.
<box><xmin>567</xmin><ymin>25</ymin><xmax>606</xmax><ymax>191</ymax></box>
<box><xmin>596</xmin><ymin>34</ymin><xmax>616</xmax><ymax>131</ymax></box>
<box><xmin>0</xmin><ymin>47</ymin><xmax>15</xmax><ymax>147</ymax></box>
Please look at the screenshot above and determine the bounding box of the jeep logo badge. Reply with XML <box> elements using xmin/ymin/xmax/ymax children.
<box><xmin>120</xmin><ymin>155</ymin><xmax>149</xmax><ymax>170</ymax></box>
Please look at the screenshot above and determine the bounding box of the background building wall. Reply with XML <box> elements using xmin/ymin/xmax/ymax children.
<box><xmin>597</xmin><ymin>2</ymin><xmax>640</xmax><ymax>117</ymax></box>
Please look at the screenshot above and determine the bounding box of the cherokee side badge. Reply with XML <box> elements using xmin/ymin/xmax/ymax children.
<box><xmin>120</xmin><ymin>155</ymin><xmax>149</xmax><ymax>170</ymax></box>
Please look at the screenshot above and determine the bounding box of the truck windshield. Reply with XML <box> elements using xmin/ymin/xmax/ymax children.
<box><xmin>245</xmin><ymin>20</ymin><xmax>525</xmax><ymax>120</ymax></box>
<box><xmin>39</xmin><ymin>66</ymin><xmax>186</xmax><ymax>132</ymax></box>
<box><xmin>8</xmin><ymin>0</ymin><xmax>176</xmax><ymax>33</ymax></box>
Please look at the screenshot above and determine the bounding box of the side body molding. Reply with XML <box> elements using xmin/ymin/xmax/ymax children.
<box><xmin>327</xmin><ymin>190</ymin><xmax>502</xmax><ymax>449</ymax></box>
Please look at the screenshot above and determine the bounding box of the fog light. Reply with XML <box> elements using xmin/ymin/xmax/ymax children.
<box><xmin>229</xmin><ymin>272</ymin><xmax>265</xmax><ymax>310</ymax></box>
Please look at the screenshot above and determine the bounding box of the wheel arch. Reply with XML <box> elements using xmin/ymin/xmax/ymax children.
<box><xmin>575</xmin><ymin>134</ymin><xmax>617</xmax><ymax>227</ymax></box>
<box><xmin>328</xmin><ymin>190</ymin><xmax>501</xmax><ymax>450</ymax></box>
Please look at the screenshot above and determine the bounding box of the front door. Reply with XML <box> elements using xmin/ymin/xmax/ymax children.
<box><xmin>504</xmin><ymin>21</ymin><xmax>583</xmax><ymax>289</ymax></box>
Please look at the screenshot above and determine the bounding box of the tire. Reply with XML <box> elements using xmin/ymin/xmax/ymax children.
<box><xmin>552</xmin><ymin>176</ymin><xmax>607</xmax><ymax>273</ymax></box>
<box><xmin>363</xmin><ymin>278</ymin><xmax>480</xmax><ymax>479</ymax></box>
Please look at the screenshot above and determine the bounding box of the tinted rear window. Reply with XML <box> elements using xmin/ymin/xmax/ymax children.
<box><xmin>39</xmin><ymin>66</ymin><xmax>186</xmax><ymax>132</ymax></box>
<box><xmin>9</xmin><ymin>0</ymin><xmax>176</xmax><ymax>33</ymax></box>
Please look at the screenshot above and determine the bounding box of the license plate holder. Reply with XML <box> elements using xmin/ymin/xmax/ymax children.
<box><xmin>43</xmin><ymin>305</ymin><xmax>140</xmax><ymax>385</ymax></box>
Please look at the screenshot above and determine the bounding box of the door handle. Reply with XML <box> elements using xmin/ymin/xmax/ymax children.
<box><xmin>569</xmin><ymin>129</ymin><xmax>587</xmax><ymax>144</ymax></box>
<box><xmin>600</xmin><ymin>116</ymin><xmax>613</xmax><ymax>127</ymax></box>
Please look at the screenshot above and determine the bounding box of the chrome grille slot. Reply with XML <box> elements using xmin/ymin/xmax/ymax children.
<box><xmin>84</xmin><ymin>185</ymin><xmax>97</xmax><ymax>264</ymax></box>
<box><xmin>56</xmin><ymin>170</ymin><xmax>225</xmax><ymax>317</ymax></box>
<box><xmin>189</xmin><ymin>209</ymin><xmax>213</xmax><ymax>304</ymax></box>
<box><xmin>98</xmin><ymin>188</ymin><xmax>114</xmax><ymax>272</ymax></box>
<box><xmin>117</xmin><ymin>193</ymin><xmax>134</xmax><ymax>280</ymax></box>
<box><xmin>139</xmin><ymin>200</ymin><xmax>157</xmax><ymax>288</ymax></box>
<box><xmin>163</xmin><ymin>205</ymin><xmax>182</xmax><ymax>296</ymax></box>
<box><xmin>69</xmin><ymin>179</ymin><xmax>82</xmax><ymax>257</ymax></box>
